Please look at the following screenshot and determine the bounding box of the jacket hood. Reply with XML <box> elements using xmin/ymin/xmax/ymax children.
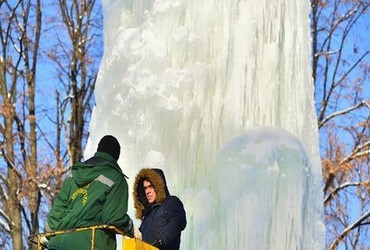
<box><xmin>133</xmin><ymin>168</ymin><xmax>170</xmax><ymax>219</ymax></box>
<box><xmin>72</xmin><ymin>151</ymin><xmax>123</xmax><ymax>187</ymax></box>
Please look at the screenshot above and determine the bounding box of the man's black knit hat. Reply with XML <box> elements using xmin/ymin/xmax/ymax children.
<box><xmin>97</xmin><ymin>135</ymin><xmax>121</xmax><ymax>161</ymax></box>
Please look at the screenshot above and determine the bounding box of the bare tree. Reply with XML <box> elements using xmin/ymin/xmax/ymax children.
<box><xmin>0</xmin><ymin>0</ymin><xmax>41</xmax><ymax>249</ymax></box>
<box><xmin>311</xmin><ymin>0</ymin><xmax>370</xmax><ymax>249</ymax></box>
<box><xmin>0</xmin><ymin>0</ymin><xmax>102</xmax><ymax>248</ymax></box>
<box><xmin>53</xmin><ymin>0</ymin><xmax>101</xmax><ymax>165</ymax></box>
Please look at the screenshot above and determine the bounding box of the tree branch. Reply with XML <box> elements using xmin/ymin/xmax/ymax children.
<box><xmin>340</xmin><ymin>141</ymin><xmax>370</xmax><ymax>165</ymax></box>
<box><xmin>329</xmin><ymin>210</ymin><xmax>370</xmax><ymax>250</ymax></box>
<box><xmin>324</xmin><ymin>180</ymin><xmax>370</xmax><ymax>205</ymax></box>
<box><xmin>319</xmin><ymin>100</ymin><xmax>370</xmax><ymax>128</ymax></box>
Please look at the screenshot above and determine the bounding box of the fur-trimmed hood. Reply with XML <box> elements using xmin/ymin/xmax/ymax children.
<box><xmin>133</xmin><ymin>168</ymin><xmax>170</xmax><ymax>220</ymax></box>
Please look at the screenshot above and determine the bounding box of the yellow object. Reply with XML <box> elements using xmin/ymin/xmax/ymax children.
<box><xmin>28</xmin><ymin>224</ymin><xmax>159</xmax><ymax>250</ymax></box>
<box><xmin>29</xmin><ymin>224</ymin><xmax>135</xmax><ymax>250</ymax></box>
<box><xmin>122</xmin><ymin>237</ymin><xmax>159</xmax><ymax>250</ymax></box>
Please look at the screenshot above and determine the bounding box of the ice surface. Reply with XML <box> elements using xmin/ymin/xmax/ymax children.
<box><xmin>85</xmin><ymin>0</ymin><xmax>325</xmax><ymax>249</ymax></box>
<box><xmin>212</xmin><ymin>127</ymin><xmax>322</xmax><ymax>249</ymax></box>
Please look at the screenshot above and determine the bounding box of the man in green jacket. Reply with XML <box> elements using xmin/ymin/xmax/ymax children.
<box><xmin>46</xmin><ymin>135</ymin><xmax>134</xmax><ymax>249</ymax></box>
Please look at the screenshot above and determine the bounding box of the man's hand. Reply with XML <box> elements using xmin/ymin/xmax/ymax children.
<box><xmin>134</xmin><ymin>228</ymin><xmax>142</xmax><ymax>240</ymax></box>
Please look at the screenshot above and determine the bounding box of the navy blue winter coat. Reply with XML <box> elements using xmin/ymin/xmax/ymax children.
<box><xmin>133</xmin><ymin>168</ymin><xmax>187</xmax><ymax>250</ymax></box>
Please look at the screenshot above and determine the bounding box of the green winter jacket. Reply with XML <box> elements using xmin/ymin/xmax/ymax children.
<box><xmin>46</xmin><ymin>152</ymin><xmax>132</xmax><ymax>250</ymax></box>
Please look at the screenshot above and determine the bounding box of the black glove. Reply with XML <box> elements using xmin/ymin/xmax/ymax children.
<box><xmin>124</xmin><ymin>219</ymin><xmax>135</xmax><ymax>238</ymax></box>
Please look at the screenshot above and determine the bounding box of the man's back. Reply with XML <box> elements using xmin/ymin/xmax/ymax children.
<box><xmin>46</xmin><ymin>135</ymin><xmax>133</xmax><ymax>250</ymax></box>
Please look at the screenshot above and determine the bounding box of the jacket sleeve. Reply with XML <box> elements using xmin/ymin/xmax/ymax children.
<box><xmin>101</xmin><ymin>176</ymin><xmax>133</xmax><ymax>236</ymax></box>
<box><xmin>46</xmin><ymin>177</ymin><xmax>73</xmax><ymax>231</ymax></box>
<box><xmin>157</xmin><ymin>196</ymin><xmax>187</xmax><ymax>247</ymax></box>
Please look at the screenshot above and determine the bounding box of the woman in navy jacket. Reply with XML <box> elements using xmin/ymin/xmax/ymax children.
<box><xmin>133</xmin><ymin>168</ymin><xmax>187</xmax><ymax>250</ymax></box>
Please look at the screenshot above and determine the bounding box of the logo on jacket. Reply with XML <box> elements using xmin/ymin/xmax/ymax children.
<box><xmin>71</xmin><ymin>184</ymin><xmax>90</xmax><ymax>206</ymax></box>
